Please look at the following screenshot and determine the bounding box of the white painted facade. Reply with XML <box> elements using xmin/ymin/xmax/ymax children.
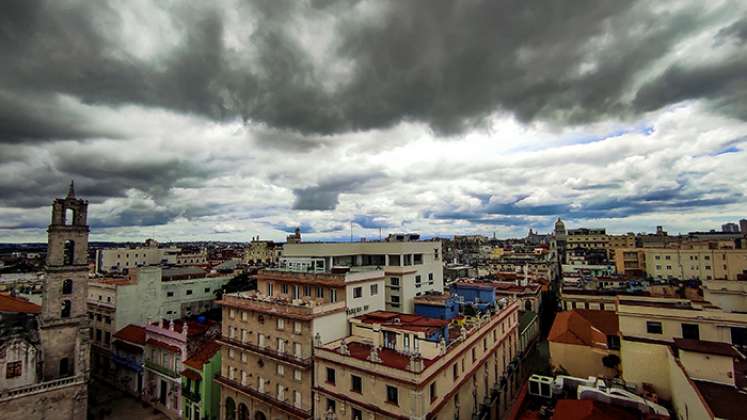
<box><xmin>281</xmin><ymin>240</ymin><xmax>444</xmax><ymax>313</ymax></box>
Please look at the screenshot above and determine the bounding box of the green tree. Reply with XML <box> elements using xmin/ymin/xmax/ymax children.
<box><xmin>214</xmin><ymin>272</ymin><xmax>256</xmax><ymax>299</ymax></box>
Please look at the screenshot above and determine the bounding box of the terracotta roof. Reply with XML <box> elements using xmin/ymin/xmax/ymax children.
<box><xmin>113</xmin><ymin>324</ymin><xmax>146</xmax><ymax>345</ymax></box>
<box><xmin>184</xmin><ymin>341</ymin><xmax>221</xmax><ymax>370</ymax></box>
<box><xmin>694</xmin><ymin>380</ymin><xmax>747</xmax><ymax>420</ymax></box>
<box><xmin>354</xmin><ymin>311</ymin><xmax>449</xmax><ymax>333</ymax></box>
<box><xmin>146</xmin><ymin>338</ymin><xmax>181</xmax><ymax>353</ymax></box>
<box><xmin>548</xmin><ymin>310</ymin><xmax>618</xmax><ymax>348</ymax></box>
<box><xmin>181</xmin><ymin>368</ymin><xmax>202</xmax><ymax>382</ymax></box>
<box><xmin>674</xmin><ymin>338</ymin><xmax>741</xmax><ymax>358</ymax></box>
<box><xmin>341</xmin><ymin>341</ymin><xmax>438</xmax><ymax>371</ymax></box>
<box><xmin>0</xmin><ymin>293</ymin><xmax>41</xmax><ymax>314</ymax></box>
<box><xmin>551</xmin><ymin>399</ymin><xmax>637</xmax><ymax>420</ymax></box>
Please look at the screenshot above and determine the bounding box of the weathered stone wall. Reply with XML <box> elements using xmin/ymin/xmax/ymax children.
<box><xmin>0</xmin><ymin>382</ymin><xmax>87</xmax><ymax>420</ymax></box>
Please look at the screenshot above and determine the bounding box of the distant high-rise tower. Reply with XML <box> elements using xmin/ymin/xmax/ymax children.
<box><xmin>740</xmin><ymin>219</ymin><xmax>747</xmax><ymax>234</ymax></box>
<box><xmin>722</xmin><ymin>223</ymin><xmax>740</xmax><ymax>233</ymax></box>
<box><xmin>39</xmin><ymin>181</ymin><xmax>91</xmax><ymax>383</ymax></box>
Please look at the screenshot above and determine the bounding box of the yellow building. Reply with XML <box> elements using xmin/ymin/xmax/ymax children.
<box><xmin>617</xmin><ymin>296</ymin><xmax>747</xmax><ymax>401</ymax></box>
<box><xmin>607</xmin><ymin>233</ymin><xmax>636</xmax><ymax>262</ymax></box>
<box><xmin>216</xmin><ymin>268</ymin><xmax>386</xmax><ymax>420</ymax></box>
<box><xmin>314</xmin><ymin>302</ymin><xmax>521</xmax><ymax>420</ymax></box>
<box><xmin>613</xmin><ymin>248</ymin><xmax>646</xmax><ymax>276</ymax></box>
<box><xmin>548</xmin><ymin>310</ymin><xmax>620</xmax><ymax>379</ymax></box>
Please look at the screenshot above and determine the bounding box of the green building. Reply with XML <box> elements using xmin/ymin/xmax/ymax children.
<box><xmin>181</xmin><ymin>340</ymin><xmax>222</xmax><ymax>420</ymax></box>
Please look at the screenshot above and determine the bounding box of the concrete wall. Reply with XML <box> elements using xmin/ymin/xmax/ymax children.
<box><xmin>313</xmin><ymin>312</ymin><xmax>349</xmax><ymax>346</ymax></box>
<box><xmin>667</xmin><ymin>349</ymin><xmax>714</xmax><ymax>420</ymax></box>
<box><xmin>0</xmin><ymin>381</ymin><xmax>87</xmax><ymax>420</ymax></box>
<box><xmin>549</xmin><ymin>342</ymin><xmax>618</xmax><ymax>379</ymax></box>
<box><xmin>679</xmin><ymin>350</ymin><xmax>734</xmax><ymax>386</ymax></box>
<box><xmin>345</xmin><ymin>278</ymin><xmax>385</xmax><ymax>318</ymax></box>
<box><xmin>621</xmin><ymin>338</ymin><xmax>672</xmax><ymax>400</ymax></box>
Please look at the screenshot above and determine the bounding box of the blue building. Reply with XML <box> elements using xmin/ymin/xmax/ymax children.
<box><xmin>451</xmin><ymin>281</ymin><xmax>497</xmax><ymax>312</ymax></box>
<box><xmin>414</xmin><ymin>292</ymin><xmax>460</xmax><ymax>320</ymax></box>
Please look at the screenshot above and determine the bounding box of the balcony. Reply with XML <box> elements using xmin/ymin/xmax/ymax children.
<box><xmin>215</xmin><ymin>375</ymin><xmax>311</xmax><ymax>419</ymax></box>
<box><xmin>220</xmin><ymin>293</ymin><xmax>345</xmax><ymax>320</ymax></box>
<box><xmin>181</xmin><ymin>386</ymin><xmax>201</xmax><ymax>403</ymax></box>
<box><xmin>112</xmin><ymin>353</ymin><xmax>143</xmax><ymax>373</ymax></box>
<box><xmin>218</xmin><ymin>336</ymin><xmax>312</xmax><ymax>368</ymax></box>
<box><xmin>144</xmin><ymin>360</ymin><xmax>180</xmax><ymax>379</ymax></box>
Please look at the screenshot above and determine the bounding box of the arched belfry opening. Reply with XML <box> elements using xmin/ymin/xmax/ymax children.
<box><xmin>63</xmin><ymin>240</ymin><xmax>75</xmax><ymax>265</ymax></box>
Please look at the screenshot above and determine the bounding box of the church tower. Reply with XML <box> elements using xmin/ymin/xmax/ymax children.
<box><xmin>39</xmin><ymin>181</ymin><xmax>91</xmax><ymax>382</ymax></box>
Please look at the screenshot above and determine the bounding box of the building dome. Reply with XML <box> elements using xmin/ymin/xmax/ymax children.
<box><xmin>554</xmin><ymin>218</ymin><xmax>566</xmax><ymax>235</ymax></box>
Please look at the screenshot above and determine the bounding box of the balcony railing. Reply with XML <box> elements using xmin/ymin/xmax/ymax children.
<box><xmin>218</xmin><ymin>336</ymin><xmax>312</xmax><ymax>367</ymax></box>
<box><xmin>181</xmin><ymin>386</ymin><xmax>201</xmax><ymax>403</ymax></box>
<box><xmin>112</xmin><ymin>354</ymin><xmax>143</xmax><ymax>372</ymax></box>
<box><xmin>215</xmin><ymin>375</ymin><xmax>311</xmax><ymax>419</ymax></box>
<box><xmin>0</xmin><ymin>375</ymin><xmax>85</xmax><ymax>401</ymax></box>
<box><xmin>144</xmin><ymin>360</ymin><xmax>180</xmax><ymax>379</ymax></box>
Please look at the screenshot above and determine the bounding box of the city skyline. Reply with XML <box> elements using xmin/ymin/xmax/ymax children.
<box><xmin>2</xmin><ymin>1</ymin><xmax>747</xmax><ymax>242</ymax></box>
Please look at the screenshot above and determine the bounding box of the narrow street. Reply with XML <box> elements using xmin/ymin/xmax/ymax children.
<box><xmin>88</xmin><ymin>379</ymin><xmax>169</xmax><ymax>420</ymax></box>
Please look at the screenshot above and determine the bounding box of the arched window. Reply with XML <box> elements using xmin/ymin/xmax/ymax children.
<box><xmin>238</xmin><ymin>403</ymin><xmax>249</xmax><ymax>420</ymax></box>
<box><xmin>61</xmin><ymin>300</ymin><xmax>71</xmax><ymax>318</ymax></box>
<box><xmin>59</xmin><ymin>357</ymin><xmax>70</xmax><ymax>377</ymax></box>
<box><xmin>524</xmin><ymin>300</ymin><xmax>532</xmax><ymax>312</ymax></box>
<box><xmin>225</xmin><ymin>397</ymin><xmax>236</xmax><ymax>420</ymax></box>
<box><xmin>254</xmin><ymin>411</ymin><xmax>266</xmax><ymax>420</ymax></box>
<box><xmin>65</xmin><ymin>208</ymin><xmax>75</xmax><ymax>226</ymax></box>
<box><xmin>62</xmin><ymin>279</ymin><xmax>73</xmax><ymax>295</ymax></box>
<box><xmin>63</xmin><ymin>240</ymin><xmax>75</xmax><ymax>265</ymax></box>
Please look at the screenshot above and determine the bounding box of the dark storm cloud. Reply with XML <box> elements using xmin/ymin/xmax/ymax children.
<box><xmin>0</xmin><ymin>91</ymin><xmax>122</xmax><ymax>143</ymax></box>
<box><xmin>292</xmin><ymin>172</ymin><xmax>386</xmax><ymax>211</ymax></box>
<box><xmin>1</xmin><ymin>0</ymin><xmax>741</xmax><ymax>142</ymax></box>
<box><xmin>269</xmin><ymin>222</ymin><xmax>344</xmax><ymax>234</ymax></box>
<box><xmin>427</xmin><ymin>182</ymin><xmax>743</xmax><ymax>226</ymax></box>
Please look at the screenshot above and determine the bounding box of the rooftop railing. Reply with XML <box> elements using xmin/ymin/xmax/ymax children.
<box><xmin>0</xmin><ymin>375</ymin><xmax>85</xmax><ymax>401</ymax></box>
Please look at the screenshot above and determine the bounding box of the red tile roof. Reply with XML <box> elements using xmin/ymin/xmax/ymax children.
<box><xmin>341</xmin><ymin>341</ymin><xmax>437</xmax><ymax>371</ymax></box>
<box><xmin>548</xmin><ymin>310</ymin><xmax>618</xmax><ymax>348</ymax></box>
<box><xmin>146</xmin><ymin>338</ymin><xmax>181</xmax><ymax>353</ymax></box>
<box><xmin>694</xmin><ymin>380</ymin><xmax>747</xmax><ymax>420</ymax></box>
<box><xmin>150</xmin><ymin>319</ymin><xmax>216</xmax><ymax>337</ymax></box>
<box><xmin>552</xmin><ymin>399</ymin><xmax>637</xmax><ymax>420</ymax></box>
<box><xmin>674</xmin><ymin>338</ymin><xmax>740</xmax><ymax>358</ymax></box>
<box><xmin>0</xmin><ymin>293</ymin><xmax>41</xmax><ymax>314</ymax></box>
<box><xmin>113</xmin><ymin>324</ymin><xmax>146</xmax><ymax>345</ymax></box>
<box><xmin>184</xmin><ymin>340</ymin><xmax>221</xmax><ymax>370</ymax></box>
<box><xmin>354</xmin><ymin>311</ymin><xmax>449</xmax><ymax>333</ymax></box>
<box><xmin>181</xmin><ymin>368</ymin><xmax>202</xmax><ymax>382</ymax></box>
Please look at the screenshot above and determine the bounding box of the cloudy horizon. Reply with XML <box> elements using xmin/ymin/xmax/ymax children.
<box><xmin>1</xmin><ymin>0</ymin><xmax>746</xmax><ymax>243</ymax></box>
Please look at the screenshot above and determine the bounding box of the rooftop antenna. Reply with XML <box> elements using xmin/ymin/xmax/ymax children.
<box><xmin>379</xmin><ymin>227</ymin><xmax>382</xmax><ymax>241</ymax></box>
<box><xmin>350</xmin><ymin>221</ymin><xmax>353</xmax><ymax>242</ymax></box>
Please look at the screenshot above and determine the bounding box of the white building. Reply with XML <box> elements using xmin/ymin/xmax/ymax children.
<box><xmin>95</xmin><ymin>246</ymin><xmax>179</xmax><ymax>274</ymax></box>
<box><xmin>280</xmin><ymin>238</ymin><xmax>443</xmax><ymax>313</ymax></box>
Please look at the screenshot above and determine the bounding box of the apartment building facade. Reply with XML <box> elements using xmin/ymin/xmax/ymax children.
<box><xmin>281</xmin><ymin>240</ymin><xmax>443</xmax><ymax>313</ymax></box>
<box><xmin>313</xmin><ymin>301</ymin><xmax>521</xmax><ymax>420</ymax></box>
<box><xmin>624</xmin><ymin>248</ymin><xmax>747</xmax><ymax>280</ymax></box>
<box><xmin>87</xmin><ymin>267</ymin><xmax>230</xmax><ymax>382</ymax></box>
<box><xmin>617</xmin><ymin>296</ymin><xmax>747</xmax><ymax>400</ymax></box>
<box><xmin>95</xmin><ymin>245</ymin><xmax>179</xmax><ymax>273</ymax></box>
<box><xmin>216</xmin><ymin>269</ymin><xmax>386</xmax><ymax>420</ymax></box>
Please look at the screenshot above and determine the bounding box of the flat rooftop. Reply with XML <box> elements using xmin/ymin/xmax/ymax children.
<box><xmin>354</xmin><ymin>310</ymin><xmax>449</xmax><ymax>333</ymax></box>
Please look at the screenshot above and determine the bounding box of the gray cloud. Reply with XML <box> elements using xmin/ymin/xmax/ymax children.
<box><xmin>292</xmin><ymin>172</ymin><xmax>386</xmax><ymax>211</ymax></box>
<box><xmin>2</xmin><ymin>0</ymin><xmax>743</xmax><ymax>142</ymax></box>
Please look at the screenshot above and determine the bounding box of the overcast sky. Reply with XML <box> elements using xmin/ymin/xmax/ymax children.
<box><xmin>1</xmin><ymin>0</ymin><xmax>746</xmax><ymax>243</ymax></box>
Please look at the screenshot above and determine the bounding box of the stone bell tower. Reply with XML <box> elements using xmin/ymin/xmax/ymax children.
<box><xmin>39</xmin><ymin>181</ymin><xmax>91</xmax><ymax>382</ymax></box>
